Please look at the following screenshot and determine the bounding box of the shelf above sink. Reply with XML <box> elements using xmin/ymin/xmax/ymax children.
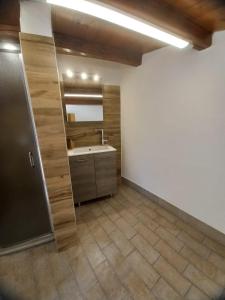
<box><xmin>68</xmin><ymin>145</ymin><xmax>116</xmax><ymax>157</ymax></box>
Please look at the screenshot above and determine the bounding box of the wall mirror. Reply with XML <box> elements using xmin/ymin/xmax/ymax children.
<box><xmin>63</xmin><ymin>77</ymin><xmax>104</xmax><ymax>123</ymax></box>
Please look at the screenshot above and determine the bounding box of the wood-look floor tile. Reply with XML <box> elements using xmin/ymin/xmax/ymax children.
<box><xmin>80</xmin><ymin>235</ymin><xmax>106</xmax><ymax>268</ymax></box>
<box><xmin>138</xmin><ymin>195</ymin><xmax>158</xmax><ymax>210</ymax></box>
<box><xmin>108</xmin><ymin>196</ymin><xmax>125</xmax><ymax>212</ymax></box>
<box><xmin>184</xmin><ymin>264</ymin><xmax>223</xmax><ymax>299</ymax></box>
<box><xmin>47</xmin><ymin>250</ymin><xmax>83</xmax><ymax>300</ymax></box>
<box><xmin>181</xmin><ymin>246</ymin><xmax>225</xmax><ymax>286</ymax></box>
<box><xmin>103</xmin><ymin>243</ymin><xmax>125</xmax><ymax>268</ymax></box>
<box><xmin>31</xmin><ymin>246</ymin><xmax>60</xmax><ymax>300</ymax></box>
<box><xmin>134</xmin><ymin>222</ymin><xmax>159</xmax><ymax>246</ymax></box>
<box><xmin>119</xmin><ymin>209</ymin><xmax>139</xmax><ymax>226</ymax></box>
<box><xmin>85</xmin><ymin>280</ymin><xmax>107</xmax><ymax>300</ymax></box>
<box><xmin>152</xmin><ymin>278</ymin><xmax>183</xmax><ymax>300</ymax></box>
<box><xmin>119</xmin><ymin>188</ymin><xmax>142</xmax><ymax>208</ymax></box>
<box><xmin>122</xmin><ymin>270</ymin><xmax>156</xmax><ymax>300</ymax></box>
<box><xmin>203</xmin><ymin>237</ymin><xmax>225</xmax><ymax>258</ymax></box>
<box><xmin>154</xmin><ymin>256</ymin><xmax>191</xmax><ymax>296</ymax></box>
<box><xmin>155</xmin><ymin>240</ymin><xmax>188</xmax><ymax>273</ymax></box>
<box><xmin>176</xmin><ymin>219</ymin><xmax>205</xmax><ymax>242</ymax></box>
<box><xmin>101</xmin><ymin>203</ymin><xmax>121</xmax><ymax>222</ymax></box>
<box><xmin>178</xmin><ymin>231</ymin><xmax>211</xmax><ymax>258</ymax></box>
<box><xmin>126</xmin><ymin>250</ymin><xmax>160</xmax><ymax>289</ymax></box>
<box><xmin>90</xmin><ymin>223</ymin><xmax>112</xmax><ymax>249</ymax></box>
<box><xmin>156</xmin><ymin>226</ymin><xmax>184</xmax><ymax>252</ymax></box>
<box><xmin>9</xmin><ymin>250</ymin><xmax>37</xmax><ymax>300</ymax></box>
<box><xmin>56</xmin><ymin>278</ymin><xmax>84</xmax><ymax>300</ymax></box>
<box><xmin>94</xmin><ymin>260</ymin><xmax>132</xmax><ymax>300</ymax></box>
<box><xmin>131</xmin><ymin>234</ymin><xmax>160</xmax><ymax>264</ymax></box>
<box><xmin>114</xmin><ymin>217</ymin><xmax>136</xmax><ymax>240</ymax></box>
<box><xmin>141</xmin><ymin>206</ymin><xmax>158</xmax><ymax>220</ymax></box>
<box><xmin>97</xmin><ymin>215</ymin><xmax>117</xmax><ymax>234</ymax></box>
<box><xmin>209</xmin><ymin>252</ymin><xmax>225</xmax><ymax>273</ymax></box>
<box><xmin>109</xmin><ymin>229</ymin><xmax>134</xmax><ymax>257</ymax></box>
<box><xmin>155</xmin><ymin>206</ymin><xmax>177</xmax><ymax>223</ymax></box>
<box><xmin>154</xmin><ymin>214</ymin><xmax>180</xmax><ymax>236</ymax></box>
<box><xmin>136</xmin><ymin>212</ymin><xmax>159</xmax><ymax>231</ymax></box>
<box><xmin>70</xmin><ymin>253</ymin><xmax>97</xmax><ymax>293</ymax></box>
<box><xmin>3</xmin><ymin>184</ymin><xmax>225</xmax><ymax>300</ymax></box>
<box><xmin>185</xmin><ymin>285</ymin><xmax>210</xmax><ymax>300</ymax></box>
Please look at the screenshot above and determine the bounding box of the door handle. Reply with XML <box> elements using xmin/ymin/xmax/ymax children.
<box><xmin>28</xmin><ymin>151</ymin><xmax>35</xmax><ymax>168</ymax></box>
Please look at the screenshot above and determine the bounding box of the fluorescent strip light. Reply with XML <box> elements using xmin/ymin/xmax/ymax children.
<box><xmin>47</xmin><ymin>0</ymin><xmax>189</xmax><ymax>49</ymax></box>
<box><xmin>64</xmin><ymin>93</ymin><xmax>103</xmax><ymax>98</ymax></box>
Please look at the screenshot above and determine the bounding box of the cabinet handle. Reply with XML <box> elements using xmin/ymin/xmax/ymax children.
<box><xmin>76</xmin><ymin>158</ymin><xmax>87</xmax><ymax>162</ymax></box>
<box><xmin>29</xmin><ymin>151</ymin><xmax>35</xmax><ymax>168</ymax></box>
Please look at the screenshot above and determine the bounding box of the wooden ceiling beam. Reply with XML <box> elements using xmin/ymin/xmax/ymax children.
<box><xmin>0</xmin><ymin>0</ymin><xmax>20</xmax><ymax>42</ymax></box>
<box><xmin>99</xmin><ymin>0</ymin><xmax>213</xmax><ymax>50</ymax></box>
<box><xmin>0</xmin><ymin>0</ymin><xmax>20</xmax><ymax>27</ymax></box>
<box><xmin>54</xmin><ymin>32</ymin><xmax>142</xmax><ymax>66</ymax></box>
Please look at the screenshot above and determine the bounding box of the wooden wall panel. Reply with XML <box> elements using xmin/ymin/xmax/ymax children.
<box><xmin>66</xmin><ymin>122</ymin><xmax>103</xmax><ymax>148</ymax></box>
<box><xmin>103</xmin><ymin>86</ymin><xmax>121</xmax><ymax>177</ymax></box>
<box><xmin>65</xmin><ymin>85</ymin><xmax>121</xmax><ymax>177</ymax></box>
<box><xmin>20</xmin><ymin>33</ymin><xmax>76</xmax><ymax>251</ymax></box>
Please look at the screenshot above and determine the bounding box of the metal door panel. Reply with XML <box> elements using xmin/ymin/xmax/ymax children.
<box><xmin>0</xmin><ymin>51</ymin><xmax>51</xmax><ymax>248</ymax></box>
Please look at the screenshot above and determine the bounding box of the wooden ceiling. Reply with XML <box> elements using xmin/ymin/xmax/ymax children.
<box><xmin>0</xmin><ymin>0</ymin><xmax>20</xmax><ymax>41</ymax></box>
<box><xmin>1</xmin><ymin>0</ymin><xmax>225</xmax><ymax>65</ymax></box>
<box><xmin>52</xmin><ymin>0</ymin><xmax>225</xmax><ymax>66</ymax></box>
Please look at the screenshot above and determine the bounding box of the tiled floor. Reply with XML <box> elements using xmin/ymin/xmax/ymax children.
<box><xmin>1</xmin><ymin>184</ymin><xmax>225</xmax><ymax>300</ymax></box>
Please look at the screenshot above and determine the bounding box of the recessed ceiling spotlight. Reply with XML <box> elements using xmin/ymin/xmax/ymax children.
<box><xmin>47</xmin><ymin>0</ymin><xmax>189</xmax><ymax>49</ymax></box>
<box><xmin>81</xmin><ymin>72</ymin><xmax>88</xmax><ymax>80</ymax></box>
<box><xmin>2</xmin><ymin>43</ymin><xmax>18</xmax><ymax>51</ymax></box>
<box><xmin>93</xmin><ymin>74</ymin><xmax>100</xmax><ymax>82</ymax></box>
<box><xmin>80</xmin><ymin>52</ymin><xmax>87</xmax><ymax>56</ymax></box>
<box><xmin>66</xmin><ymin>69</ymin><xmax>74</xmax><ymax>78</ymax></box>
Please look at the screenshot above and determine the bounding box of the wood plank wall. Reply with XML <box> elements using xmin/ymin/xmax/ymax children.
<box><xmin>20</xmin><ymin>33</ymin><xmax>77</xmax><ymax>251</ymax></box>
<box><xmin>103</xmin><ymin>85</ymin><xmax>121</xmax><ymax>177</ymax></box>
<box><xmin>65</xmin><ymin>85</ymin><xmax>121</xmax><ymax>177</ymax></box>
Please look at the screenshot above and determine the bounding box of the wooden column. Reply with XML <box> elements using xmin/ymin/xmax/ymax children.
<box><xmin>20</xmin><ymin>33</ymin><xmax>76</xmax><ymax>251</ymax></box>
<box><xmin>103</xmin><ymin>85</ymin><xmax>121</xmax><ymax>178</ymax></box>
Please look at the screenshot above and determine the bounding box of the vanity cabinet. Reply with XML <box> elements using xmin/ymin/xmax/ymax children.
<box><xmin>69</xmin><ymin>151</ymin><xmax>117</xmax><ymax>204</ymax></box>
<box><xmin>69</xmin><ymin>155</ymin><xmax>96</xmax><ymax>202</ymax></box>
<box><xmin>95</xmin><ymin>152</ymin><xmax>117</xmax><ymax>197</ymax></box>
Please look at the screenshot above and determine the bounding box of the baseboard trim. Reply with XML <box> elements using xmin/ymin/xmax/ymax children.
<box><xmin>122</xmin><ymin>177</ymin><xmax>225</xmax><ymax>248</ymax></box>
<box><xmin>0</xmin><ymin>233</ymin><xmax>54</xmax><ymax>256</ymax></box>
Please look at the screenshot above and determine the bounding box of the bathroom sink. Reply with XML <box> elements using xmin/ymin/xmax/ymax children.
<box><xmin>68</xmin><ymin>145</ymin><xmax>116</xmax><ymax>156</ymax></box>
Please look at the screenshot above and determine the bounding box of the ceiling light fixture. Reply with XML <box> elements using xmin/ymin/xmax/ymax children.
<box><xmin>66</xmin><ymin>69</ymin><xmax>74</xmax><ymax>78</ymax></box>
<box><xmin>81</xmin><ymin>72</ymin><xmax>88</xmax><ymax>80</ymax></box>
<box><xmin>2</xmin><ymin>43</ymin><xmax>18</xmax><ymax>51</ymax></box>
<box><xmin>93</xmin><ymin>74</ymin><xmax>100</xmax><ymax>82</ymax></box>
<box><xmin>64</xmin><ymin>93</ymin><xmax>103</xmax><ymax>98</ymax></box>
<box><xmin>47</xmin><ymin>0</ymin><xmax>189</xmax><ymax>49</ymax></box>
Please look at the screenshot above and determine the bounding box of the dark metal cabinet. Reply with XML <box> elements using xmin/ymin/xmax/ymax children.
<box><xmin>69</xmin><ymin>151</ymin><xmax>117</xmax><ymax>204</ymax></box>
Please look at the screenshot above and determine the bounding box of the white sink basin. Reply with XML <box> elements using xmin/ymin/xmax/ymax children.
<box><xmin>68</xmin><ymin>145</ymin><xmax>116</xmax><ymax>156</ymax></box>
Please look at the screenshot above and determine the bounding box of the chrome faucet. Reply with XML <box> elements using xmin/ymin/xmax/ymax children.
<box><xmin>96</xmin><ymin>128</ymin><xmax>108</xmax><ymax>145</ymax></box>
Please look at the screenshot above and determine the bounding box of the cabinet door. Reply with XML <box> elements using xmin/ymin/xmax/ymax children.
<box><xmin>69</xmin><ymin>155</ymin><xmax>96</xmax><ymax>203</ymax></box>
<box><xmin>95</xmin><ymin>152</ymin><xmax>117</xmax><ymax>197</ymax></box>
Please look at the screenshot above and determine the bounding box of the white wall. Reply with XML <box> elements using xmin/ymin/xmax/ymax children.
<box><xmin>20</xmin><ymin>1</ymin><xmax>52</xmax><ymax>37</ymax></box>
<box><xmin>57</xmin><ymin>54</ymin><xmax>130</xmax><ymax>84</ymax></box>
<box><xmin>121</xmin><ymin>31</ymin><xmax>225</xmax><ymax>234</ymax></box>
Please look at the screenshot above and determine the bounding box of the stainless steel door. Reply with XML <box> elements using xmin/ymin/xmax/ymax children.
<box><xmin>0</xmin><ymin>50</ymin><xmax>51</xmax><ymax>248</ymax></box>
